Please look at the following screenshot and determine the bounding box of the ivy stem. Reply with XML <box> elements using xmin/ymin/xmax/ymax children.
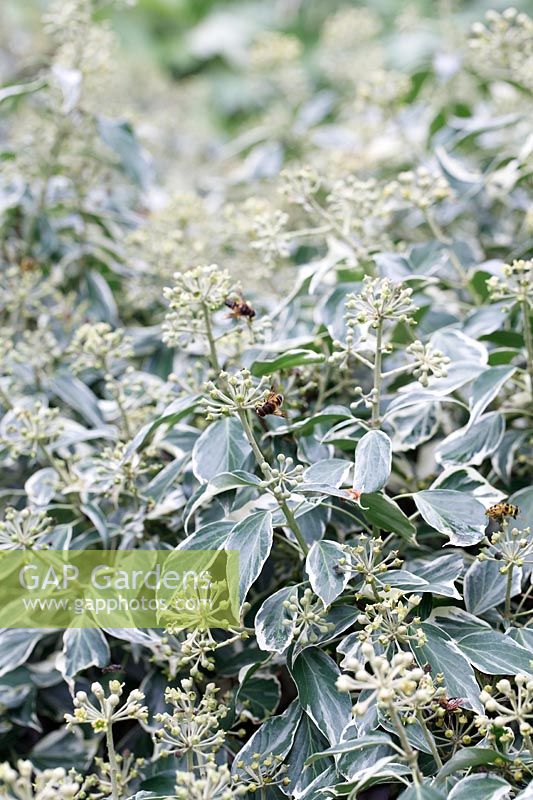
<box><xmin>202</xmin><ymin>301</ymin><xmax>221</xmax><ymax>373</ymax></box>
<box><xmin>521</xmin><ymin>299</ymin><xmax>533</xmax><ymax>399</ymax></box>
<box><xmin>186</xmin><ymin>749</ymin><xmax>194</xmax><ymax>773</ymax></box>
<box><xmin>524</xmin><ymin>733</ymin><xmax>533</xmax><ymax>759</ymax></box>
<box><xmin>371</xmin><ymin>320</ymin><xmax>383</xmax><ymax>427</ymax></box>
<box><xmin>417</xmin><ymin>712</ymin><xmax>443</xmax><ymax>769</ymax></box>
<box><xmin>388</xmin><ymin>703</ymin><xmax>423</xmax><ymax>785</ymax></box>
<box><xmin>237</xmin><ymin>409</ymin><xmax>309</xmax><ymax>556</ymax></box>
<box><xmin>105</xmin><ymin>725</ymin><xmax>120</xmax><ymax>800</ymax></box>
<box><xmin>504</xmin><ymin>564</ymin><xmax>515</xmax><ymax>619</ymax></box>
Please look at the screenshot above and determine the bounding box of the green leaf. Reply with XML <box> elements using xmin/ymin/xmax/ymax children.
<box><xmin>304</xmin><ymin>458</ymin><xmax>351</xmax><ymax>487</ymax></box>
<box><xmin>58</xmin><ymin>629</ymin><xmax>110</xmax><ymax>690</ymax></box>
<box><xmin>97</xmin><ymin>117</ymin><xmax>152</xmax><ymax>189</ymax></box>
<box><xmin>191</xmin><ymin>417</ymin><xmax>251</xmax><ymax>483</ymax></box>
<box><xmin>236</xmin><ymin>674</ymin><xmax>281</xmax><ymax>722</ymax></box>
<box><xmin>125</xmin><ymin>394</ymin><xmax>200</xmax><ymax>455</ymax></box>
<box><xmin>413</xmin><ymin>490</ymin><xmax>486</xmax><ymax>545</ymax></box>
<box><xmin>184</xmin><ymin>470</ymin><xmax>262</xmax><ymax>526</ymax></box>
<box><xmin>0</xmin><ymin>630</ymin><xmax>52</xmax><ymax>678</ymax></box>
<box><xmin>50</xmin><ymin>372</ymin><xmax>105</xmax><ymax>428</ymax></box>
<box><xmin>306</xmin><ymin>540</ymin><xmax>348</xmax><ymax>606</ymax></box>
<box><xmin>464</xmin><ymin>558</ymin><xmax>521</xmax><ymax>616</ymax></box>
<box><xmin>255</xmin><ymin>585</ymin><xmax>299</xmax><ymax>654</ymax></box>
<box><xmin>225</xmin><ymin>511</ymin><xmax>273</xmax><ymax>607</ymax></box>
<box><xmin>448</xmin><ymin>774</ymin><xmax>512</xmax><ymax>800</ymax></box>
<box><xmin>251</xmin><ymin>348</ymin><xmax>325</xmax><ymax>377</ymax></box>
<box><xmin>383</xmin><ymin>553</ymin><xmax>462</xmax><ymax>599</ymax></box>
<box><xmin>305</xmin><ymin>733</ymin><xmax>394</xmax><ymax>765</ymax></box>
<box><xmin>398</xmin><ymin>783</ymin><xmax>447</xmax><ymax>799</ymax></box>
<box><xmin>178</xmin><ymin>520</ymin><xmax>235</xmax><ymax>550</ymax></box>
<box><xmin>468</xmin><ymin>366</ymin><xmax>516</xmax><ymax>423</ymax></box>
<box><xmin>352</xmin><ymin>430</ymin><xmax>392</xmax><ymax>494</ymax></box>
<box><xmin>436</xmin><ymin>747</ymin><xmax>510</xmax><ymax>779</ymax></box>
<box><xmin>232</xmin><ymin>701</ymin><xmax>302</xmax><ymax>777</ymax></box>
<box><xmin>287</xmin><ymin>713</ymin><xmax>330</xmax><ymax>796</ymax></box>
<box><xmin>454</xmin><ymin>630</ymin><xmax>533</xmax><ymax>675</ymax></box>
<box><xmin>362</xmin><ymin>493</ymin><xmax>416</xmax><ymax>540</ymax></box>
<box><xmin>436</xmin><ymin>413</ymin><xmax>505</xmax><ymax>467</ymax></box>
<box><xmin>291</xmin><ymin>647</ymin><xmax>352</xmax><ymax>744</ymax></box>
<box><xmin>416</xmin><ymin>624</ymin><xmax>482</xmax><ymax>712</ymax></box>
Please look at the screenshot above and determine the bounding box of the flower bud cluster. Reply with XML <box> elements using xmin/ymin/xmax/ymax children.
<box><xmin>486</xmin><ymin>259</ymin><xmax>533</xmax><ymax>307</ymax></box>
<box><xmin>345</xmin><ymin>277</ymin><xmax>417</xmax><ymax>328</ymax></box>
<box><xmin>0</xmin><ymin>507</ymin><xmax>53</xmax><ymax>550</ymax></box>
<box><xmin>338</xmin><ymin>533</ymin><xmax>402</xmax><ymax>588</ymax></box>
<box><xmin>282</xmin><ymin>587</ymin><xmax>335</xmax><ymax>645</ymax></box>
<box><xmin>479</xmin><ymin>521</ymin><xmax>533</xmax><ymax>573</ymax></box>
<box><xmin>154</xmin><ymin>680</ymin><xmax>227</xmax><ymax>758</ymax></box>
<box><xmin>279</xmin><ymin>166</ymin><xmax>321</xmax><ymax>209</ymax></box>
<box><xmin>0</xmin><ymin>760</ymin><xmax>82</xmax><ymax>800</ymax></box>
<box><xmin>387</xmin><ymin>167</ymin><xmax>451</xmax><ymax>210</ymax></box>
<box><xmin>203</xmin><ymin>370</ymin><xmax>270</xmax><ymax>420</ymax></box>
<box><xmin>469</xmin><ymin>8</ymin><xmax>533</xmax><ymax>90</ymax></box>
<box><xmin>176</xmin><ymin>763</ymin><xmax>247</xmax><ymax>800</ymax></box>
<box><xmin>1</xmin><ymin>401</ymin><xmax>64</xmax><ymax>459</ymax></box>
<box><xmin>68</xmin><ymin>322</ymin><xmax>133</xmax><ymax>375</ymax></box>
<box><xmin>476</xmin><ymin>675</ymin><xmax>533</xmax><ymax>742</ymax></box>
<box><xmin>406</xmin><ymin>340</ymin><xmax>450</xmax><ymax>387</ymax></box>
<box><xmin>355</xmin><ymin>589</ymin><xmax>427</xmax><ymax>650</ymax></box>
<box><xmin>259</xmin><ymin>453</ymin><xmax>305</xmax><ymax>500</ymax></box>
<box><xmin>162</xmin><ymin>264</ymin><xmax>231</xmax><ymax>346</ymax></box>
<box><xmin>234</xmin><ymin>752</ymin><xmax>290</xmax><ymax>794</ymax></box>
<box><xmin>65</xmin><ymin>680</ymin><xmax>148</xmax><ymax>733</ymax></box>
<box><xmin>249</xmin><ymin>208</ymin><xmax>291</xmax><ymax>264</ymax></box>
<box><xmin>337</xmin><ymin>643</ymin><xmax>440</xmax><ymax>716</ymax></box>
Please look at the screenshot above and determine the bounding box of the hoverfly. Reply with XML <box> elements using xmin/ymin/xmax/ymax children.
<box><xmin>225</xmin><ymin>295</ymin><xmax>256</xmax><ymax>320</ymax></box>
<box><xmin>101</xmin><ymin>664</ymin><xmax>123</xmax><ymax>673</ymax></box>
<box><xmin>256</xmin><ymin>389</ymin><xmax>284</xmax><ymax>418</ymax></box>
<box><xmin>485</xmin><ymin>502</ymin><xmax>520</xmax><ymax>521</ymax></box>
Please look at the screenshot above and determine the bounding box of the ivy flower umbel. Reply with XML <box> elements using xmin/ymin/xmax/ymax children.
<box><xmin>477</xmin><ymin>675</ymin><xmax>533</xmax><ymax>755</ymax></box>
<box><xmin>486</xmin><ymin>260</ymin><xmax>533</xmax><ymax>307</ymax></box>
<box><xmin>469</xmin><ymin>8</ymin><xmax>533</xmax><ymax>90</ymax></box>
<box><xmin>234</xmin><ymin>752</ymin><xmax>290</xmax><ymax>794</ymax></box>
<box><xmin>0</xmin><ymin>761</ymin><xmax>83</xmax><ymax>800</ymax></box>
<box><xmin>153</xmin><ymin>680</ymin><xmax>227</xmax><ymax>759</ymax></box>
<box><xmin>406</xmin><ymin>340</ymin><xmax>450</xmax><ymax>387</ymax></box>
<box><xmin>258</xmin><ymin>453</ymin><xmax>305</xmax><ymax>501</ymax></box>
<box><xmin>479</xmin><ymin>521</ymin><xmax>533</xmax><ymax>572</ymax></box>
<box><xmin>387</xmin><ymin>167</ymin><xmax>451</xmax><ymax>211</ymax></box>
<box><xmin>337</xmin><ymin>643</ymin><xmax>440</xmax><ymax>717</ymax></box>
<box><xmin>0</xmin><ymin>507</ymin><xmax>53</xmax><ymax>550</ymax></box>
<box><xmin>175</xmin><ymin>764</ymin><xmax>247</xmax><ymax>800</ymax></box>
<box><xmin>68</xmin><ymin>323</ymin><xmax>133</xmax><ymax>375</ymax></box>
<box><xmin>282</xmin><ymin>587</ymin><xmax>335</xmax><ymax>644</ymax></box>
<box><xmin>0</xmin><ymin>401</ymin><xmax>64</xmax><ymax>459</ymax></box>
<box><xmin>203</xmin><ymin>370</ymin><xmax>270</xmax><ymax>420</ymax></box>
<box><xmin>338</xmin><ymin>532</ymin><xmax>402</xmax><ymax>590</ymax></box>
<box><xmin>345</xmin><ymin>276</ymin><xmax>417</xmax><ymax>328</ymax></box>
<box><xmin>355</xmin><ymin>589</ymin><xmax>427</xmax><ymax>650</ymax></box>
<box><xmin>162</xmin><ymin>264</ymin><xmax>231</xmax><ymax>346</ymax></box>
<box><xmin>65</xmin><ymin>681</ymin><xmax>148</xmax><ymax>733</ymax></box>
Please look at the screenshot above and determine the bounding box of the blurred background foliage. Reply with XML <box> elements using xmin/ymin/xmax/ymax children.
<box><xmin>4</xmin><ymin>0</ymin><xmax>531</xmax><ymax>82</ymax></box>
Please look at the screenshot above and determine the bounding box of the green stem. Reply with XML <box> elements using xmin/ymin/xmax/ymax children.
<box><xmin>521</xmin><ymin>300</ymin><xmax>533</xmax><ymax>399</ymax></box>
<box><xmin>388</xmin><ymin>703</ymin><xmax>423</xmax><ymax>785</ymax></box>
<box><xmin>371</xmin><ymin>320</ymin><xmax>383</xmax><ymax>427</ymax></box>
<box><xmin>186</xmin><ymin>749</ymin><xmax>194</xmax><ymax>773</ymax></box>
<box><xmin>105</xmin><ymin>725</ymin><xmax>120</xmax><ymax>800</ymax></box>
<box><xmin>524</xmin><ymin>733</ymin><xmax>533</xmax><ymax>759</ymax></box>
<box><xmin>202</xmin><ymin>302</ymin><xmax>221</xmax><ymax>373</ymax></box>
<box><xmin>238</xmin><ymin>410</ymin><xmax>309</xmax><ymax>555</ymax></box>
<box><xmin>504</xmin><ymin>564</ymin><xmax>515</xmax><ymax>619</ymax></box>
<box><xmin>417</xmin><ymin>712</ymin><xmax>443</xmax><ymax>769</ymax></box>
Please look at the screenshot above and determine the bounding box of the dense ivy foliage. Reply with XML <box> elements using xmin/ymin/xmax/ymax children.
<box><xmin>0</xmin><ymin>2</ymin><xmax>532</xmax><ymax>799</ymax></box>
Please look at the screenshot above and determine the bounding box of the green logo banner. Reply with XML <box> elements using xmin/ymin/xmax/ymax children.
<box><xmin>0</xmin><ymin>549</ymin><xmax>240</xmax><ymax>629</ymax></box>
